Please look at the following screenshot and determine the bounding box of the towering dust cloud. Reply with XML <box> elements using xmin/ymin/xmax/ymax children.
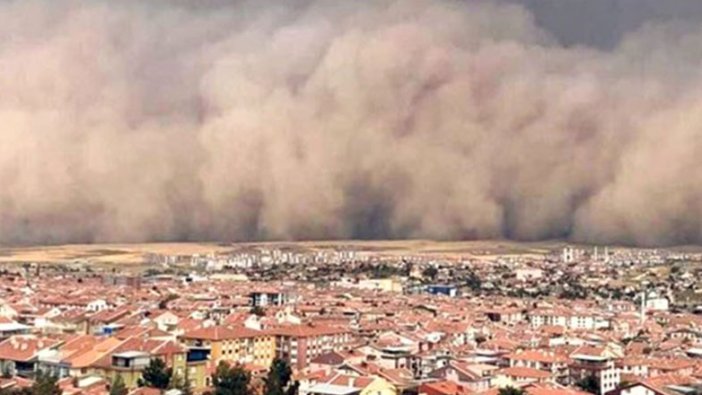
<box><xmin>1</xmin><ymin>0</ymin><xmax>701</xmax><ymax>246</ymax></box>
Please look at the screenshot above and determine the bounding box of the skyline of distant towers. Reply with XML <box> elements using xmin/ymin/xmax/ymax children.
<box><xmin>562</xmin><ymin>245</ymin><xmax>610</xmax><ymax>263</ymax></box>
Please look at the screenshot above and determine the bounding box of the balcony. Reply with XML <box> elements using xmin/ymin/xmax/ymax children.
<box><xmin>570</xmin><ymin>360</ymin><xmax>610</xmax><ymax>372</ymax></box>
<box><xmin>112</xmin><ymin>352</ymin><xmax>151</xmax><ymax>370</ymax></box>
<box><xmin>187</xmin><ymin>347</ymin><xmax>211</xmax><ymax>363</ymax></box>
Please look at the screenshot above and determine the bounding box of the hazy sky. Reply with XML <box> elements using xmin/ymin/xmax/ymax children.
<box><xmin>0</xmin><ymin>0</ymin><xmax>701</xmax><ymax>246</ymax></box>
<box><xmin>507</xmin><ymin>0</ymin><xmax>702</xmax><ymax>47</ymax></box>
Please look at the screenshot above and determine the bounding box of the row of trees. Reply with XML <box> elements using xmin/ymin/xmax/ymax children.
<box><xmin>128</xmin><ymin>357</ymin><xmax>298</xmax><ymax>395</ymax></box>
<box><xmin>0</xmin><ymin>361</ymin><xmax>608</xmax><ymax>395</ymax></box>
<box><xmin>0</xmin><ymin>371</ymin><xmax>62</xmax><ymax>395</ymax></box>
<box><xmin>208</xmin><ymin>358</ymin><xmax>298</xmax><ymax>395</ymax></box>
<box><xmin>0</xmin><ymin>356</ymin><xmax>297</xmax><ymax>395</ymax></box>
<box><xmin>137</xmin><ymin>360</ymin><xmax>597</xmax><ymax>395</ymax></box>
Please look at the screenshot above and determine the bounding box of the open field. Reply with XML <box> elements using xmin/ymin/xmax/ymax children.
<box><xmin>0</xmin><ymin>240</ymin><xmax>562</xmax><ymax>265</ymax></box>
<box><xmin>0</xmin><ymin>240</ymin><xmax>700</xmax><ymax>266</ymax></box>
<box><xmin>0</xmin><ymin>243</ymin><xmax>235</xmax><ymax>265</ymax></box>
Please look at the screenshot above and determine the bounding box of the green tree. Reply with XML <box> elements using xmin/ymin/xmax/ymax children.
<box><xmin>576</xmin><ymin>375</ymin><xmax>600</xmax><ymax>394</ymax></box>
<box><xmin>422</xmin><ymin>266</ymin><xmax>438</xmax><ymax>282</ymax></box>
<box><xmin>169</xmin><ymin>373</ymin><xmax>193</xmax><ymax>395</ymax></box>
<box><xmin>110</xmin><ymin>375</ymin><xmax>128</xmax><ymax>395</ymax></box>
<box><xmin>498</xmin><ymin>387</ymin><xmax>526</xmax><ymax>395</ymax></box>
<box><xmin>138</xmin><ymin>358</ymin><xmax>172</xmax><ymax>389</ymax></box>
<box><xmin>264</xmin><ymin>359</ymin><xmax>298</xmax><ymax>395</ymax></box>
<box><xmin>370</xmin><ymin>263</ymin><xmax>404</xmax><ymax>279</ymax></box>
<box><xmin>617</xmin><ymin>381</ymin><xmax>631</xmax><ymax>390</ymax></box>
<box><xmin>212</xmin><ymin>361</ymin><xmax>251</xmax><ymax>395</ymax></box>
<box><xmin>159</xmin><ymin>294</ymin><xmax>179</xmax><ymax>310</ymax></box>
<box><xmin>31</xmin><ymin>370</ymin><xmax>61</xmax><ymax>395</ymax></box>
<box><xmin>179</xmin><ymin>377</ymin><xmax>194</xmax><ymax>395</ymax></box>
<box><xmin>465</xmin><ymin>271</ymin><xmax>482</xmax><ymax>291</ymax></box>
<box><xmin>250</xmin><ymin>305</ymin><xmax>266</xmax><ymax>317</ymax></box>
<box><xmin>402</xmin><ymin>260</ymin><xmax>414</xmax><ymax>277</ymax></box>
<box><xmin>0</xmin><ymin>388</ymin><xmax>32</xmax><ymax>395</ymax></box>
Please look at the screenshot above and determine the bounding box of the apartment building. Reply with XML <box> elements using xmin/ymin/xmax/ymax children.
<box><xmin>529</xmin><ymin>309</ymin><xmax>610</xmax><ymax>330</ymax></box>
<box><xmin>180</xmin><ymin>325</ymin><xmax>276</xmax><ymax>368</ymax></box>
<box><xmin>506</xmin><ymin>349</ymin><xmax>569</xmax><ymax>383</ymax></box>
<box><xmin>274</xmin><ymin>324</ymin><xmax>354</xmax><ymax>370</ymax></box>
<box><xmin>569</xmin><ymin>345</ymin><xmax>620</xmax><ymax>395</ymax></box>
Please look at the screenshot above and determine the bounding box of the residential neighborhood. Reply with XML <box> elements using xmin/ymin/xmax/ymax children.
<box><xmin>0</xmin><ymin>243</ymin><xmax>698</xmax><ymax>395</ymax></box>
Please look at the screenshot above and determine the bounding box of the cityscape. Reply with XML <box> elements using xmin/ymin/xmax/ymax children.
<box><xmin>0</xmin><ymin>242</ymin><xmax>698</xmax><ymax>394</ymax></box>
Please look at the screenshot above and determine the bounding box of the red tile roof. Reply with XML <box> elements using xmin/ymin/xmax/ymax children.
<box><xmin>181</xmin><ymin>325</ymin><xmax>269</xmax><ymax>341</ymax></box>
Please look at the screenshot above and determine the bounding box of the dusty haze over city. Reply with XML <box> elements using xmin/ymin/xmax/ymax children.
<box><xmin>1</xmin><ymin>0</ymin><xmax>702</xmax><ymax>246</ymax></box>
